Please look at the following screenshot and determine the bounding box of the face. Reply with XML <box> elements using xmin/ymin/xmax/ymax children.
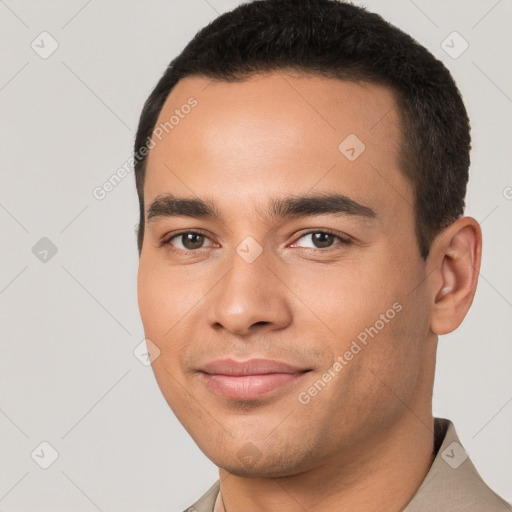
<box><xmin>137</xmin><ymin>72</ymin><xmax>434</xmax><ymax>477</ymax></box>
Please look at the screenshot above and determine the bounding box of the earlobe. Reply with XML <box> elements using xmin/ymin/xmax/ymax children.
<box><xmin>430</xmin><ymin>217</ymin><xmax>482</xmax><ymax>335</ymax></box>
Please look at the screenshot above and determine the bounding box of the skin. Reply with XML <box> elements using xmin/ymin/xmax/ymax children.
<box><xmin>137</xmin><ymin>71</ymin><xmax>482</xmax><ymax>512</ymax></box>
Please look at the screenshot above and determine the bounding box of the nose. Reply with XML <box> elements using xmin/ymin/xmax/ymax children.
<box><xmin>207</xmin><ymin>250</ymin><xmax>293</xmax><ymax>337</ymax></box>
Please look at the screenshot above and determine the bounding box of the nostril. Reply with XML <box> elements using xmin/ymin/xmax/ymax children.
<box><xmin>253</xmin><ymin>321</ymin><xmax>270</xmax><ymax>327</ymax></box>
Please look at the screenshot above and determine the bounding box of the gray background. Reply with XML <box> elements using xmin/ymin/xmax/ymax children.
<box><xmin>1</xmin><ymin>0</ymin><xmax>511</xmax><ymax>510</ymax></box>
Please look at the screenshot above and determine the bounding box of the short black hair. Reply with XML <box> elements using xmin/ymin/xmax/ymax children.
<box><xmin>134</xmin><ymin>0</ymin><xmax>470</xmax><ymax>259</ymax></box>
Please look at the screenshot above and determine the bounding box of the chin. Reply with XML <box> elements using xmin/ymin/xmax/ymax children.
<box><xmin>216</xmin><ymin>460</ymin><xmax>298</xmax><ymax>478</ymax></box>
<box><xmin>204</xmin><ymin>442</ymin><xmax>316</xmax><ymax>479</ymax></box>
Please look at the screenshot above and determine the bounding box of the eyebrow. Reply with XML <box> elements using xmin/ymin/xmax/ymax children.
<box><xmin>146</xmin><ymin>192</ymin><xmax>376</xmax><ymax>223</ymax></box>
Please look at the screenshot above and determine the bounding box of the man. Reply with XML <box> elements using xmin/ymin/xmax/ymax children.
<box><xmin>134</xmin><ymin>0</ymin><xmax>511</xmax><ymax>510</ymax></box>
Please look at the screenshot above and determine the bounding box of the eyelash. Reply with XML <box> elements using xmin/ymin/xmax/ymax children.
<box><xmin>159</xmin><ymin>228</ymin><xmax>352</xmax><ymax>254</ymax></box>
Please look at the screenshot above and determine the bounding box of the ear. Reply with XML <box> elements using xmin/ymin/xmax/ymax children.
<box><xmin>429</xmin><ymin>217</ymin><xmax>482</xmax><ymax>335</ymax></box>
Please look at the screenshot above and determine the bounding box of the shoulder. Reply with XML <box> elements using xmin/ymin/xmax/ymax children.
<box><xmin>404</xmin><ymin>418</ymin><xmax>512</xmax><ymax>512</ymax></box>
<box><xmin>181</xmin><ymin>481</ymin><xmax>220</xmax><ymax>512</ymax></box>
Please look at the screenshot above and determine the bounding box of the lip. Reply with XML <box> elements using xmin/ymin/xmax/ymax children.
<box><xmin>198</xmin><ymin>358</ymin><xmax>311</xmax><ymax>400</ymax></box>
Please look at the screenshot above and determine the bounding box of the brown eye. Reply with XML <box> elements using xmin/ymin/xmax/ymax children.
<box><xmin>292</xmin><ymin>230</ymin><xmax>351</xmax><ymax>250</ymax></box>
<box><xmin>180</xmin><ymin>233</ymin><xmax>206</xmax><ymax>250</ymax></box>
<box><xmin>164</xmin><ymin>231</ymin><xmax>214</xmax><ymax>251</ymax></box>
<box><xmin>310</xmin><ymin>232</ymin><xmax>336</xmax><ymax>249</ymax></box>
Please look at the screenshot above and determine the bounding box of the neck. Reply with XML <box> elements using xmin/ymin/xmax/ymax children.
<box><xmin>217</xmin><ymin>344</ymin><xmax>437</xmax><ymax>512</ymax></box>
<box><xmin>218</xmin><ymin>413</ymin><xmax>434</xmax><ymax>512</ymax></box>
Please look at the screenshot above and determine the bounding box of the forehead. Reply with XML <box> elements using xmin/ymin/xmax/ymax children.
<box><xmin>144</xmin><ymin>72</ymin><xmax>412</xmax><ymax>222</ymax></box>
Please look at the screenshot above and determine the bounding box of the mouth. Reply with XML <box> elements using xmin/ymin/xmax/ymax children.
<box><xmin>198</xmin><ymin>358</ymin><xmax>312</xmax><ymax>400</ymax></box>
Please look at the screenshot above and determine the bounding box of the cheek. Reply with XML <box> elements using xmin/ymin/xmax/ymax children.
<box><xmin>137</xmin><ymin>262</ymin><xmax>201</xmax><ymax>372</ymax></box>
<box><xmin>290</xmin><ymin>261</ymin><xmax>398</xmax><ymax>343</ymax></box>
<box><xmin>137</xmin><ymin>264</ymin><xmax>191</xmax><ymax>410</ymax></box>
<box><xmin>137</xmin><ymin>261</ymin><xmax>193</xmax><ymax>335</ymax></box>
<box><xmin>137</xmin><ymin>265</ymin><xmax>164</xmax><ymax>337</ymax></box>
<box><xmin>316</xmin><ymin>250</ymin><xmax>428</xmax><ymax>386</ymax></box>
<box><xmin>136</xmin><ymin>263</ymin><xmax>189</xmax><ymax>359</ymax></box>
<box><xmin>349</xmin><ymin>267</ymin><xmax>431</xmax><ymax>415</ymax></box>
